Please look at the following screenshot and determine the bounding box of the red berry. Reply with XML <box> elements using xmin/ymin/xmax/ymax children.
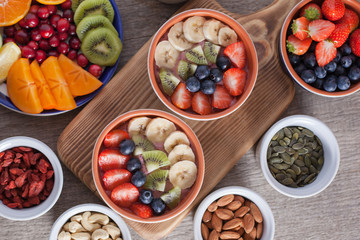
<box><xmin>336</xmin><ymin>9</ymin><xmax>360</xmax><ymax>33</ymax></box>
<box><xmin>192</xmin><ymin>92</ymin><xmax>212</xmax><ymax>115</ymax></box>
<box><xmin>286</xmin><ymin>35</ymin><xmax>312</xmax><ymax>55</ymax></box>
<box><xmin>130</xmin><ymin>203</ymin><xmax>153</xmax><ymax>219</ymax></box>
<box><xmin>22</xmin><ymin>46</ymin><xmax>36</xmax><ymax>59</ymax></box>
<box><xmin>48</xmin><ymin>50</ymin><xmax>59</xmax><ymax>57</ymax></box>
<box><xmin>39</xmin><ymin>39</ymin><xmax>51</xmax><ymax>51</ymax></box>
<box><xmin>3</xmin><ymin>38</ymin><xmax>15</xmax><ymax>44</ymax></box>
<box><xmin>29</xmin><ymin>5</ymin><xmax>40</xmax><ymax>14</ymax></box>
<box><xmin>77</xmin><ymin>54</ymin><xmax>89</xmax><ymax>68</ymax></box>
<box><xmin>328</xmin><ymin>23</ymin><xmax>351</xmax><ymax>48</ymax></box>
<box><xmin>102</xmin><ymin>169</ymin><xmax>132</xmax><ymax>191</ymax></box>
<box><xmin>69</xmin><ymin>37</ymin><xmax>81</xmax><ymax>50</ymax></box>
<box><xmin>103</xmin><ymin>129</ymin><xmax>130</xmax><ymax>148</ymax></box>
<box><xmin>31</xmin><ymin>29</ymin><xmax>42</xmax><ymax>41</ymax></box>
<box><xmin>39</xmin><ymin>23</ymin><xmax>54</xmax><ymax>38</ymax></box>
<box><xmin>349</xmin><ymin>29</ymin><xmax>360</xmax><ymax>57</ymax></box>
<box><xmin>25</xmin><ymin>12</ymin><xmax>39</xmax><ymax>28</ymax></box>
<box><xmin>47</xmin><ymin>5</ymin><xmax>57</xmax><ymax>15</ymax></box>
<box><xmin>15</xmin><ymin>29</ymin><xmax>30</xmax><ymax>45</ymax></box>
<box><xmin>212</xmin><ymin>85</ymin><xmax>233</xmax><ymax>109</ymax></box>
<box><xmin>57</xmin><ymin>18</ymin><xmax>69</xmax><ymax>33</ymax></box>
<box><xmin>61</xmin><ymin>0</ymin><xmax>72</xmax><ymax>10</ymax></box>
<box><xmin>48</xmin><ymin>35</ymin><xmax>60</xmax><ymax>48</ymax></box>
<box><xmin>223</xmin><ymin>68</ymin><xmax>247</xmax><ymax>96</ymax></box>
<box><xmin>37</xmin><ymin>6</ymin><xmax>50</xmax><ymax>19</ymax></box>
<box><xmin>57</xmin><ymin>42</ymin><xmax>69</xmax><ymax>54</ymax></box>
<box><xmin>62</xmin><ymin>9</ymin><xmax>74</xmax><ymax>23</ymax></box>
<box><xmin>224</xmin><ymin>41</ymin><xmax>247</xmax><ymax>69</ymax></box>
<box><xmin>4</xmin><ymin>26</ymin><xmax>16</xmax><ymax>37</ymax></box>
<box><xmin>18</xmin><ymin>19</ymin><xmax>29</xmax><ymax>29</ymax></box>
<box><xmin>68</xmin><ymin>24</ymin><xmax>76</xmax><ymax>36</ymax></box>
<box><xmin>27</xmin><ymin>40</ymin><xmax>39</xmax><ymax>50</ymax></box>
<box><xmin>50</xmin><ymin>14</ymin><xmax>61</xmax><ymax>28</ymax></box>
<box><xmin>171</xmin><ymin>82</ymin><xmax>192</xmax><ymax>110</ymax></box>
<box><xmin>291</xmin><ymin>17</ymin><xmax>310</xmax><ymax>41</ymax></box>
<box><xmin>98</xmin><ymin>149</ymin><xmax>129</xmax><ymax>172</ymax></box>
<box><xmin>111</xmin><ymin>183</ymin><xmax>139</xmax><ymax>208</ymax></box>
<box><xmin>299</xmin><ymin>3</ymin><xmax>322</xmax><ymax>21</ymax></box>
<box><xmin>58</xmin><ymin>32</ymin><xmax>68</xmax><ymax>41</ymax></box>
<box><xmin>89</xmin><ymin>64</ymin><xmax>103</xmax><ymax>78</ymax></box>
<box><xmin>321</xmin><ymin>0</ymin><xmax>345</xmax><ymax>21</ymax></box>
<box><xmin>67</xmin><ymin>49</ymin><xmax>77</xmax><ymax>60</ymax></box>
<box><xmin>35</xmin><ymin>50</ymin><xmax>47</xmax><ymax>64</ymax></box>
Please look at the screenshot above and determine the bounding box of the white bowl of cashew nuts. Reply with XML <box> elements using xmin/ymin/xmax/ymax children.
<box><xmin>49</xmin><ymin>203</ymin><xmax>132</xmax><ymax>240</ymax></box>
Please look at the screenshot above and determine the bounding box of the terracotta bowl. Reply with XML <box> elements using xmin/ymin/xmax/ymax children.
<box><xmin>280</xmin><ymin>0</ymin><xmax>360</xmax><ymax>97</ymax></box>
<box><xmin>92</xmin><ymin>109</ymin><xmax>205</xmax><ymax>223</ymax></box>
<box><xmin>148</xmin><ymin>9</ymin><xmax>258</xmax><ymax>121</ymax></box>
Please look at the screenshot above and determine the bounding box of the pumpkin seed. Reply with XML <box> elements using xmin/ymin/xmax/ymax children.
<box><xmin>291</xmin><ymin>164</ymin><xmax>301</xmax><ymax>175</ymax></box>
<box><xmin>295</xmin><ymin>159</ymin><xmax>305</xmax><ymax>167</ymax></box>
<box><xmin>309</xmin><ymin>165</ymin><xmax>317</xmax><ymax>174</ymax></box>
<box><xmin>286</xmin><ymin>169</ymin><xmax>297</xmax><ymax>180</ymax></box>
<box><xmin>284</xmin><ymin>137</ymin><xmax>291</xmax><ymax>145</ymax></box>
<box><xmin>292</xmin><ymin>142</ymin><xmax>305</xmax><ymax>150</ymax></box>
<box><xmin>304</xmin><ymin>155</ymin><xmax>311</xmax><ymax>168</ymax></box>
<box><xmin>280</xmin><ymin>153</ymin><xmax>291</xmax><ymax>164</ymax></box>
<box><xmin>278</xmin><ymin>129</ymin><xmax>284</xmax><ymax>140</ymax></box>
<box><xmin>275</xmin><ymin>173</ymin><xmax>286</xmax><ymax>181</ymax></box>
<box><xmin>284</xmin><ymin>127</ymin><xmax>292</xmax><ymax>138</ymax></box>
<box><xmin>304</xmin><ymin>173</ymin><xmax>316</xmax><ymax>183</ymax></box>
<box><xmin>269</xmin><ymin>157</ymin><xmax>283</xmax><ymax>164</ymax></box>
<box><xmin>273</xmin><ymin>146</ymin><xmax>286</xmax><ymax>153</ymax></box>
<box><xmin>272</xmin><ymin>131</ymin><xmax>279</xmax><ymax>141</ymax></box>
<box><xmin>281</xmin><ymin>177</ymin><xmax>293</xmax><ymax>185</ymax></box>
<box><xmin>285</xmin><ymin>147</ymin><xmax>296</xmax><ymax>155</ymax></box>
<box><xmin>279</xmin><ymin>140</ymin><xmax>287</xmax><ymax>147</ymax></box>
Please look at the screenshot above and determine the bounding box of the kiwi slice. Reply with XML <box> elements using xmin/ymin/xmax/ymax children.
<box><xmin>81</xmin><ymin>28</ymin><xmax>122</xmax><ymax>66</ymax></box>
<box><xmin>159</xmin><ymin>68</ymin><xmax>180</xmax><ymax>96</ymax></box>
<box><xmin>204</xmin><ymin>42</ymin><xmax>220</xmax><ymax>64</ymax></box>
<box><xmin>177</xmin><ymin>60</ymin><xmax>197</xmax><ymax>80</ymax></box>
<box><xmin>76</xmin><ymin>15</ymin><xmax>118</xmax><ymax>41</ymax></box>
<box><xmin>143</xmin><ymin>169</ymin><xmax>169</xmax><ymax>192</ymax></box>
<box><xmin>132</xmin><ymin>135</ymin><xmax>155</xmax><ymax>156</ymax></box>
<box><xmin>74</xmin><ymin>0</ymin><xmax>114</xmax><ymax>25</ymax></box>
<box><xmin>142</xmin><ymin>150</ymin><xmax>170</xmax><ymax>173</ymax></box>
<box><xmin>185</xmin><ymin>45</ymin><xmax>208</xmax><ymax>65</ymax></box>
<box><xmin>71</xmin><ymin>0</ymin><xmax>86</xmax><ymax>12</ymax></box>
<box><xmin>160</xmin><ymin>186</ymin><xmax>181</xmax><ymax>209</ymax></box>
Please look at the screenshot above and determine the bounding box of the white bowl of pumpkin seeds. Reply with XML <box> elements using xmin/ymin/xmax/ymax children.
<box><xmin>257</xmin><ymin>115</ymin><xmax>340</xmax><ymax>198</ymax></box>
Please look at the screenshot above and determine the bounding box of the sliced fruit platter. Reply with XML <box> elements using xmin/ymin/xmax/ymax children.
<box><xmin>0</xmin><ymin>0</ymin><xmax>123</xmax><ymax>115</ymax></box>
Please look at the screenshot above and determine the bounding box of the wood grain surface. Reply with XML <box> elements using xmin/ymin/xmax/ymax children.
<box><xmin>0</xmin><ymin>1</ymin><xmax>359</xmax><ymax>240</ymax></box>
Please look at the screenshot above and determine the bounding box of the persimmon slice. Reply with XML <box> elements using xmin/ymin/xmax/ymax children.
<box><xmin>0</xmin><ymin>0</ymin><xmax>32</xmax><ymax>27</ymax></box>
<box><xmin>7</xmin><ymin>58</ymin><xmax>43</xmax><ymax>114</ymax></box>
<box><xmin>41</xmin><ymin>56</ymin><xmax>76</xmax><ymax>111</ymax></box>
<box><xmin>58</xmin><ymin>54</ymin><xmax>103</xmax><ymax>97</ymax></box>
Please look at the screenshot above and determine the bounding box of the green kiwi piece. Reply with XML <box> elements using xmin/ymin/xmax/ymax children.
<box><xmin>204</xmin><ymin>42</ymin><xmax>220</xmax><ymax>64</ymax></box>
<box><xmin>74</xmin><ymin>0</ymin><xmax>114</xmax><ymax>25</ymax></box>
<box><xmin>132</xmin><ymin>135</ymin><xmax>155</xmax><ymax>156</ymax></box>
<box><xmin>185</xmin><ymin>45</ymin><xmax>208</xmax><ymax>65</ymax></box>
<box><xmin>76</xmin><ymin>15</ymin><xmax>118</xmax><ymax>41</ymax></box>
<box><xmin>160</xmin><ymin>186</ymin><xmax>181</xmax><ymax>209</ymax></box>
<box><xmin>143</xmin><ymin>169</ymin><xmax>169</xmax><ymax>192</ymax></box>
<box><xmin>71</xmin><ymin>0</ymin><xmax>86</xmax><ymax>12</ymax></box>
<box><xmin>177</xmin><ymin>60</ymin><xmax>197</xmax><ymax>80</ymax></box>
<box><xmin>81</xmin><ymin>28</ymin><xmax>122</xmax><ymax>66</ymax></box>
<box><xmin>142</xmin><ymin>150</ymin><xmax>170</xmax><ymax>173</ymax></box>
<box><xmin>159</xmin><ymin>68</ymin><xmax>180</xmax><ymax>96</ymax></box>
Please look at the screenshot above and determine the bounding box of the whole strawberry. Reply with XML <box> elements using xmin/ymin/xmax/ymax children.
<box><xmin>130</xmin><ymin>203</ymin><xmax>153</xmax><ymax>219</ymax></box>
<box><xmin>328</xmin><ymin>23</ymin><xmax>351</xmax><ymax>48</ymax></box>
<box><xmin>321</xmin><ymin>0</ymin><xmax>345</xmax><ymax>21</ymax></box>
<box><xmin>349</xmin><ymin>29</ymin><xmax>360</xmax><ymax>57</ymax></box>
<box><xmin>300</xmin><ymin>3</ymin><xmax>323</xmax><ymax>21</ymax></box>
<box><xmin>291</xmin><ymin>17</ymin><xmax>310</xmax><ymax>40</ymax></box>
<box><xmin>336</xmin><ymin>9</ymin><xmax>360</xmax><ymax>32</ymax></box>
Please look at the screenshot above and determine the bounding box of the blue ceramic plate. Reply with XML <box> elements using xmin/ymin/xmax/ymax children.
<box><xmin>0</xmin><ymin>0</ymin><xmax>123</xmax><ymax>116</ymax></box>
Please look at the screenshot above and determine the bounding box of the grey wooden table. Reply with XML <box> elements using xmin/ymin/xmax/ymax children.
<box><xmin>1</xmin><ymin>0</ymin><xmax>360</xmax><ymax>239</ymax></box>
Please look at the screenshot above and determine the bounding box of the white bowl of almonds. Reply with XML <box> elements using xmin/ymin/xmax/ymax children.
<box><xmin>193</xmin><ymin>186</ymin><xmax>275</xmax><ymax>240</ymax></box>
<box><xmin>49</xmin><ymin>203</ymin><xmax>131</xmax><ymax>240</ymax></box>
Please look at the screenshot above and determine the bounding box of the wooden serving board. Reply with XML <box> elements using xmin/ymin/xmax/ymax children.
<box><xmin>57</xmin><ymin>0</ymin><xmax>298</xmax><ymax>239</ymax></box>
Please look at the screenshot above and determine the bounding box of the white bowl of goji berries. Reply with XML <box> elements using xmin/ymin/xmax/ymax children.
<box><xmin>0</xmin><ymin>136</ymin><xmax>63</xmax><ymax>221</ymax></box>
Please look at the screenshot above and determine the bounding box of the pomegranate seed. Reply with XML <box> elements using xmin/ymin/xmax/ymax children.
<box><xmin>31</xmin><ymin>29</ymin><xmax>42</xmax><ymax>41</ymax></box>
<box><xmin>15</xmin><ymin>29</ymin><xmax>30</xmax><ymax>45</ymax></box>
<box><xmin>77</xmin><ymin>54</ymin><xmax>89</xmax><ymax>68</ymax></box>
<box><xmin>57</xmin><ymin>42</ymin><xmax>69</xmax><ymax>54</ymax></box>
<box><xmin>58</xmin><ymin>32</ymin><xmax>68</xmax><ymax>41</ymax></box>
<box><xmin>69</xmin><ymin>37</ymin><xmax>80</xmax><ymax>50</ymax></box>
<box><xmin>48</xmin><ymin>50</ymin><xmax>59</xmax><ymax>57</ymax></box>
<box><xmin>3</xmin><ymin>38</ymin><xmax>15</xmax><ymax>44</ymax></box>
<box><xmin>57</xmin><ymin>18</ymin><xmax>69</xmax><ymax>33</ymax></box>
<box><xmin>22</xmin><ymin>46</ymin><xmax>36</xmax><ymax>59</ymax></box>
<box><xmin>35</xmin><ymin>50</ymin><xmax>47</xmax><ymax>64</ymax></box>
<box><xmin>29</xmin><ymin>5</ymin><xmax>40</xmax><ymax>14</ymax></box>
<box><xmin>47</xmin><ymin>5</ymin><xmax>57</xmax><ymax>15</ymax></box>
<box><xmin>4</xmin><ymin>26</ymin><xmax>16</xmax><ymax>38</ymax></box>
<box><xmin>50</xmin><ymin>14</ymin><xmax>61</xmax><ymax>28</ymax></box>
<box><xmin>37</xmin><ymin>7</ymin><xmax>50</xmax><ymax>19</ymax></box>
<box><xmin>24</xmin><ymin>13</ymin><xmax>39</xmax><ymax>28</ymax></box>
<box><xmin>67</xmin><ymin>49</ymin><xmax>77</xmax><ymax>60</ymax></box>
<box><xmin>48</xmin><ymin>35</ymin><xmax>60</xmax><ymax>48</ymax></box>
<box><xmin>27</xmin><ymin>41</ymin><xmax>39</xmax><ymax>50</ymax></box>
<box><xmin>18</xmin><ymin>19</ymin><xmax>29</xmax><ymax>29</ymax></box>
<box><xmin>68</xmin><ymin>24</ymin><xmax>76</xmax><ymax>36</ymax></box>
<box><xmin>39</xmin><ymin>39</ymin><xmax>51</xmax><ymax>51</ymax></box>
<box><xmin>61</xmin><ymin>0</ymin><xmax>72</xmax><ymax>10</ymax></box>
<box><xmin>39</xmin><ymin>24</ymin><xmax>54</xmax><ymax>38</ymax></box>
<box><xmin>89</xmin><ymin>65</ymin><xmax>103</xmax><ymax>78</ymax></box>
<box><xmin>62</xmin><ymin>9</ymin><xmax>74</xmax><ymax>23</ymax></box>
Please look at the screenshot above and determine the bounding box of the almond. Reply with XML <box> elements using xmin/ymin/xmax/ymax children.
<box><xmin>238</xmin><ymin>227</ymin><xmax>245</xmax><ymax>236</ymax></box>
<box><xmin>243</xmin><ymin>232</ymin><xmax>255</xmax><ymax>240</ymax></box>
<box><xmin>215</xmin><ymin>208</ymin><xmax>234</xmax><ymax>220</ymax></box>
<box><xmin>208</xmin><ymin>201</ymin><xmax>218</xmax><ymax>212</ymax></box>
<box><xmin>234</xmin><ymin>195</ymin><xmax>245</xmax><ymax>204</ymax></box>
<box><xmin>211</xmin><ymin>212</ymin><xmax>223</xmax><ymax>232</ymax></box>
<box><xmin>223</xmin><ymin>218</ymin><xmax>242</xmax><ymax>230</ymax></box>
<box><xmin>243</xmin><ymin>213</ymin><xmax>255</xmax><ymax>234</ymax></box>
<box><xmin>249</xmin><ymin>227</ymin><xmax>256</xmax><ymax>239</ymax></box>
<box><xmin>244</xmin><ymin>200</ymin><xmax>251</xmax><ymax>207</ymax></box>
<box><xmin>233</xmin><ymin>225</ymin><xmax>241</xmax><ymax>231</ymax></box>
<box><xmin>226</xmin><ymin>200</ymin><xmax>242</xmax><ymax>211</ymax></box>
<box><xmin>234</xmin><ymin>206</ymin><xmax>250</xmax><ymax>218</ymax></box>
<box><xmin>209</xmin><ymin>229</ymin><xmax>220</xmax><ymax>240</ymax></box>
<box><xmin>256</xmin><ymin>222</ymin><xmax>263</xmax><ymax>239</ymax></box>
<box><xmin>219</xmin><ymin>231</ymin><xmax>240</xmax><ymax>239</ymax></box>
<box><xmin>250</xmin><ymin>202</ymin><xmax>263</xmax><ymax>223</ymax></box>
<box><xmin>216</xmin><ymin>194</ymin><xmax>234</xmax><ymax>207</ymax></box>
<box><xmin>201</xmin><ymin>223</ymin><xmax>209</xmax><ymax>240</ymax></box>
<box><xmin>205</xmin><ymin>221</ymin><xmax>213</xmax><ymax>230</ymax></box>
<box><xmin>203</xmin><ymin>210</ymin><xmax>212</xmax><ymax>223</ymax></box>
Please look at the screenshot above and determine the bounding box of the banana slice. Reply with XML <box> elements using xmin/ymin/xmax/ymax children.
<box><xmin>128</xmin><ymin>117</ymin><xmax>151</xmax><ymax>137</ymax></box>
<box><xmin>155</xmin><ymin>41</ymin><xmax>180</xmax><ymax>69</ymax></box>
<box><xmin>183</xmin><ymin>16</ymin><xmax>206</xmax><ymax>43</ymax></box>
<box><xmin>168</xmin><ymin>22</ymin><xmax>193</xmax><ymax>51</ymax></box>
<box><xmin>168</xmin><ymin>144</ymin><xmax>195</xmax><ymax>165</ymax></box>
<box><xmin>169</xmin><ymin>160</ymin><xmax>197</xmax><ymax>189</ymax></box>
<box><xmin>164</xmin><ymin>131</ymin><xmax>190</xmax><ymax>153</ymax></box>
<box><xmin>145</xmin><ymin>117</ymin><xmax>176</xmax><ymax>143</ymax></box>
<box><xmin>218</xmin><ymin>26</ymin><xmax>238</xmax><ymax>47</ymax></box>
<box><xmin>203</xmin><ymin>19</ymin><xmax>224</xmax><ymax>45</ymax></box>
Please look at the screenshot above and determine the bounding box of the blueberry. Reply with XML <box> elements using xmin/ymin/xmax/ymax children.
<box><xmin>340</xmin><ymin>56</ymin><xmax>352</xmax><ymax>68</ymax></box>
<box><xmin>294</xmin><ymin>63</ymin><xmax>306</xmax><ymax>75</ymax></box>
<box><xmin>348</xmin><ymin>66</ymin><xmax>360</xmax><ymax>82</ymax></box>
<box><xmin>340</xmin><ymin>43</ymin><xmax>352</xmax><ymax>55</ymax></box>
<box><xmin>216</xmin><ymin>56</ymin><xmax>231</xmax><ymax>71</ymax></box>
<box><xmin>324</xmin><ymin>61</ymin><xmax>337</xmax><ymax>73</ymax></box>
<box><xmin>186</xmin><ymin>76</ymin><xmax>200</xmax><ymax>92</ymax></box>
<box><xmin>131</xmin><ymin>171</ymin><xmax>146</xmax><ymax>187</ymax></box>
<box><xmin>309</xmin><ymin>41</ymin><xmax>317</xmax><ymax>52</ymax></box>
<box><xmin>333</xmin><ymin>51</ymin><xmax>341</xmax><ymax>63</ymax></box>
<box><xmin>314</xmin><ymin>66</ymin><xmax>326</xmax><ymax>79</ymax></box>
<box><xmin>301</xmin><ymin>69</ymin><xmax>316</xmax><ymax>84</ymax></box>
<box><xmin>209</xmin><ymin>68</ymin><xmax>223</xmax><ymax>83</ymax></box>
<box><xmin>337</xmin><ymin>76</ymin><xmax>351</xmax><ymax>91</ymax></box>
<box><xmin>335</xmin><ymin>65</ymin><xmax>346</xmax><ymax>76</ymax></box>
<box><xmin>139</xmin><ymin>190</ymin><xmax>153</xmax><ymax>205</ymax></box>
<box><xmin>126</xmin><ymin>157</ymin><xmax>142</xmax><ymax>173</ymax></box>
<box><xmin>194</xmin><ymin>65</ymin><xmax>210</xmax><ymax>81</ymax></box>
<box><xmin>289</xmin><ymin>53</ymin><xmax>301</xmax><ymax>66</ymax></box>
<box><xmin>313</xmin><ymin>78</ymin><xmax>324</xmax><ymax>89</ymax></box>
<box><xmin>323</xmin><ymin>75</ymin><xmax>337</xmax><ymax>92</ymax></box>
<box><xmin>200</xmin><ymin>79</ymin><xmax>216</xmax><ymax>95</ymax></box>
<box><xmin>119</xmin><ymin>139</ymin><xmax>135</xmax><ymax>155</ymax></box>
<box><xmin>349</xmin><ymin>54</ymin><xmax>357</xmax><ymax>64</ymax></box>
<box><xmin>304</xmin><ymin>53</ymin><xmax>317</xmax><ymax>68</ymax></box>
<box><xmin>151</xmin><ymin>198</ymin><xmax>166</xmax><ymax>215</ymax></box>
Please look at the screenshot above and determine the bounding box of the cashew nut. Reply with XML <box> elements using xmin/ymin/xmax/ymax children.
<box><xmin>57</xmin><ymin>231</ymin><xmax>71</xmax><ymax>240</ymax></box>
<box><xmin>63</xmin><ymin>222</ymin><xmax>70</xmax><ymax>232</ymax></box>
<box><xmin>81</xmin><ymin>211</ymin><xmax>101</xmax><ymax>232</ymax></box>
<box><xmin>69</xmin><ymin>221</ymin><xmax>86</xmax><ymax>233</ymax></box>
<box><xmin>88</xmin><ymin>213</ymin><xmax>109</xmax><ymax>225</ymax></box>
<box><xmin>102</xmin><ymin>225</ymin><xmax>121</xmax><ymax>239</ymax></box>
<box><xmin>116</xmin><ymin>238</ymin><xmax>123</xmax><ymax>240</ymax></box>
<box><xmin>71</xmin><ymin>214</ymin><xmax>83</xmax><ymax>222</ymax></box>
<box><xmin>71</xmin><ymin>232</ymin><xmax>91</xmax><ymax>240</ymax></box>
<box><xmin>91</xmin><ymin>229</ymin><xmax>109</xmax><ymax>240</ymax></box>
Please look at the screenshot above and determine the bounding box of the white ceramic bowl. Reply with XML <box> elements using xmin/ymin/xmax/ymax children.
<box><xmin>193</xmin><ymin>186</ymin><xmax>275</xmax><ymax>240</ymax></box>
<box><xmin>257</xmin><ymin>115</ymin><xmax>340</xmax><ymax>198</ymax></box>
<box><xmin>0</xmin><ymin>136</ymin><xmax>63</xmax><ymax>221</ymax></box>
<box><xmin>49</xmin><ymin>203</ymin><xmax>132</xmax><ymax>240</ymax></box>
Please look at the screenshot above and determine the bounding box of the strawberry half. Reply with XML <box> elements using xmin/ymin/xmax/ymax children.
<box><xmin>315</xmin><ymin>40</ymin><xmax>337</xmax><ymax>67</ymax></box>
<box><xmin>98</xmin><ymin>149</ymin><xmax>130</xmax><ymax>172</ymax></box>
<box><xmin>103</xmin><ymin>169</ymin><xmax>132</xmax><ymax>191</ymax></box>
<box><xmin>130</xmin><ymin>203</ymin><xmax>153</xmax><ymax>219</ymax></box>
<box><xmin>212</xmin><ymin>86</ymin><xmax>233</xmax><ymax>109</ymax></box>
<box><xmin>223</xmin><ymin>68</ymin><xmax>247</xmax><ymax>96</ymax></box>
<box><xmin>321</xmin><ymin>0</ymin><xmax>345</xmax><ymax>21</ymax></box>
<box><xmin>336</xmin><ymin>9</ymin><xmax>360</xmax><ymax>33</ymax></box>
<box><xmin>103</xmin><ymin>129</ymin><xmax>130</xmax><ymax>148</ymax></box>
<box><xmin>349</xmin><ymin>29</ymin><xmax>360</xmax><ymax>57</ymax></box>
<box><xmin>286</xmin><ymin>35</ymin><xmax>312</xmax><ymax>55</ymax></box>
<box><xmin>308</xmin><ymin>19</ymin><xmax>335</xmax><ymax>42</ymax></box>
<box><xmin>300</xmin><ymin>3</ymin><xmax>323</xmax><ymax>21</ymax></box>
<box><xmin>192</xmin><ymin>92</ymin><xmax>212</xmax><ymax>115</ymax></box>
<box><xmin>328</xmin><ymin>23</ymin><xmax>351</xmax><ymax>48</ymax></box>
<box><xmin>171</xmin><ymin>82</ymin><xmax>192</xmax><ymax>110</ymax></box>
<box><xmin>224</xmin><ymin>41</ymin><xmax>247</xmax><ymax>69</ymax></box>
<box><xmin>111</xmin><ymin>183</ymin><xmax>139</xmax><ymax>208</ymax></box>
<box><xmin>291</xmin><ymin>17</ymin><xmax>310</xmax><ymax>40</ymax></box>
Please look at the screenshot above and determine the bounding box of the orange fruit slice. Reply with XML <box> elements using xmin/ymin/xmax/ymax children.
<box><xmin>30</xmin><ymin>61</ymin><xmax>57</xmax><ymax>110</ymax></box>
<box><xmin>41</xmin><ymin>56</ymin><xmax>77</xmax><ymax>111</ymax></box>
<box><xmin>0</xmin><ymin>0</ymin><xmax>32</xmax><ymax>27</ymax></box>
<box><xmin>35</xmin><ymin>0</ymin><xmax>67</xmax><ymax>5</ymax></box>
<box><xmin>58</xmin><ymin>54</ymin><xmax>103</xmax><ymax>96</ymax></box>
<box><xmin>7</xmin><ymin>58</ymin><xmax>43</xmax><ymax>114</ymax></box>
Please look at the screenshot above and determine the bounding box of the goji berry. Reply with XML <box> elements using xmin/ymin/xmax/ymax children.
<box><xmin>22</xmin><ymin>153</ymin><xmax>30</xmax><ymax>168</ymax></box>
<box><xmin>4</xmin><ymin>181</ymin><xmax>16</xmax><ymax>190</ymax></box>
<box><xmin>10</xmin><ymin>163</ymin><xmax>20</xmax><ymax>168</ymax></box>
<box><xmin>0</xmin><ymin>169</ymin><xmax>9</xmax><ymax>186</ymax></box>
<box><xmin>15</xmin><ymin>153</ymin><xmax>23</xmax><ymax>159</ymax></box>
<box><xmin>4</xmin><ymin>150</ymin><xmax>14</xmax><ymax>160</ymax></box>
<box><xmin>45</xmin><ymin>179</ymin><xmax>54</xmax><ymax>192</ymax></box>
<box><xmin>13</xmin><ymin>158</ymin><xmax>21</xmax><ymax>164</ymax></box>
<box><xmin>23</xmin><ymin>201</ymin><xmax>32</xmax><ymax>207</ymax></box>
<box><xmin>12</xmin><ymin>195</ymin><xmax>22</xmax><ymax>203</ymax></box>
<box><xmin>28</xmin><ymin>181</ymin><xmax>45</xmax><ymax>198</ymax></box>
<box><xmin>19</xmin><ymin>147</ymin><xmax>32</xmax><ymax>152</ymax></box>
<box><xmin>15</xmin><ymin>171</ymin><xmax>29</xmax><ymax>188</ymax></box>
<box><xmin>46</xmin><ymin>170</ymin><xmax>54</xmax><ymax>179</ymax></box>
<box><xmin>30</xmin><ymin>153</ymin><xmax>42</xmax><ymax>165</ymax></box>
<box><xmin>10</xmin><ymin>189</ymin><xmax>18</xmax><ymax>196</ymax></box>
<box><xmin>4</xmin><ymin>190</ymin><xmax>11</xmax><ymax>198</ymax></box>
<box><xmin>9</xmin><ymin>168</ymin><xmax>24</xmax><ymax>176</ymax></box>
<box><xmin>28</xmin><ymin>196</ymin><xmax>40</xmax><ymax>205</ymax></box>
<box><xmin>0</xmin><ymin>152</ymin><xmax>4</xmax><ymax>159</ymax></box>
<box><xmin>21</xmin><ymin>184</ymin><xmax>29</xmax><ymax>198</ymax></box>
<box><xmin>31</xmin><ymin>174</ymin><xmax>40</xmax><ymax>182</ymax></box>
<box><xmin>37</xmin><ymin>158</ymin><xmax>49</xmax><ymax>173</ymax></box>
<box><xmin>7</xmin><ymin>202</ymin><xmax>20</xmax><ymax>208</ymax></box>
